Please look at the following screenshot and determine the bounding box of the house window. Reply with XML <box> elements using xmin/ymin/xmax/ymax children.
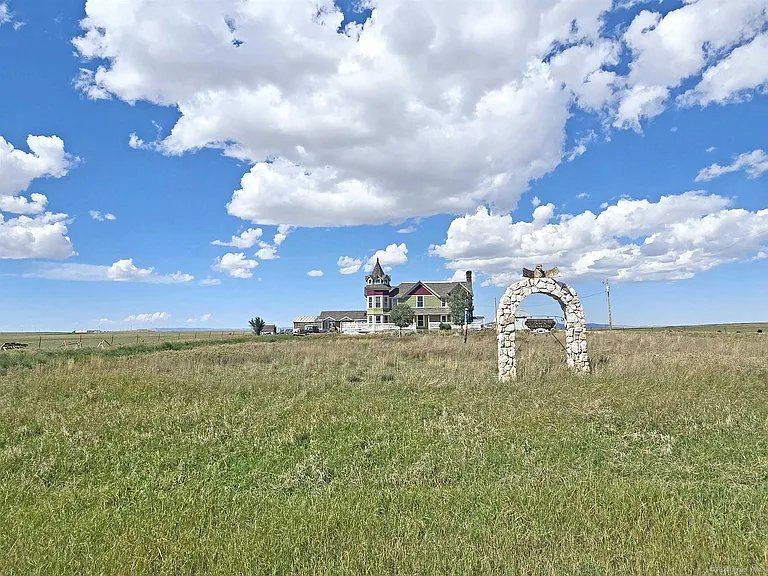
<box><xmin>383</xmin><ymin>296</ymin><xmax>389</xmax><ymax>308</ymax></box>
<box><xmin>417</xmin><ymin>315</ymin><xmax>425</xmax><ymax>328</ymax></box>
<box><xmin>441</xmin><ymin>298</ymin><xmax>447</xmax><ymax>307</ymax></box>
<box><xmin>375</xmin><ymin>296</ymin><xmax>381</xmax><ymax>308</ymax></box>
<box><xmin>368</xmin><ymin>296</ymin><xmax>373</xmax><ymax>309</ymax></box>
<box><xmin>367</xmin><ymin>278</ymin><xmax>372</xmax><ymax>285</ymax></box>
<box><xmin>368</xmin><ymin>316</ymin><xmax>373</xmax><ymax>324</ymax></box>
<box><xmin>376</xmin><ymin>315</ymin><xmax>382</xmax><ymax>324</ymax></box>
<box><xmin>441</xmin><ymin>315</ymin><xmax>447</xmax><ymax>323</ymax></box>
<box><xmin>417</xmin><ymin>295</ymin><xmax>424</xmax><ymax>308</ymax></box>
<box><xmin>375</xmin><ymin>278</ymin><xmax>382</xmax><ymax>284</ymax></box>
<box><xmin>384</xmin><ymin>315</ymin><xmax>389</xmax><ymax>323</ymax></box>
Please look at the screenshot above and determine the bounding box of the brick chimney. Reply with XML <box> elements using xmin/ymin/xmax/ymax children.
<box><xmin>466</xmin><ymin>270</ymin><xmax>473</xmax><ymax>284</ymax></box>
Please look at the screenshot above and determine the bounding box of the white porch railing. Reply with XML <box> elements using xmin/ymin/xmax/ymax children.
<box><xmin>340</xmin><ymin>322</ymin><xmax>484</xmax><ymax>334</ymax></box>
<box><xmin>340</xmin><ymin>322</ymin><xmax>413</xmax><ymax>334</ymax></box>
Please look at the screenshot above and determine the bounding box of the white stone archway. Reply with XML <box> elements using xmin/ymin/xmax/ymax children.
<box><xmin>497</xmin><ymin>277</ymin><xmax>590</xmax><ymax>381</ymax></box>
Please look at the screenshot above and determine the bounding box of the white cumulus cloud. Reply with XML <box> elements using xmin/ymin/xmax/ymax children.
<box><xmin>0</xmin><ymin>212</ymin><xmax>75</xmax><ymax>260</ymax></box>
<box><xmin>187</xmin><ymin>313</ymin><xmax>212</xmax><ymax>324</ymax></box>
<box><xmin>255</xmin><ymin>245</ymin><xmax>279</xmax><ymax>260</ymax></box>
<box><xmin>679</xmin><ymin>33</ymin><xmax>768</xmax><ymax>107</ymax></box>
<box><xmin>273</xmin><ymin>224</ymin><xmax>293</xmax><ymax>246</ymax></box>
<box><xmin>212</xmin><ymin>227</ymin><xmax>263</xmax><ymax>248</ymax></box>
<box><xmin>337</xmin><ymin>256</ymin><xmax>363</xmax><ymax>275</ymax></box>
<box><xmin>252</xmin><ymin>224</ymin><xmax>293</xmax><ymax>259</ymax></box>
<box><xmin>615</xmin><ymin>0</ymin><xmax>768</xmax><ymax>129</ymax></box>
<box><xmin>0</xmin><ymin>134</ymin><xmax>77</xmax><ymax>259</ymax></box>
<box><xmin>0</xmin><ymin>134</ymin><xmax>76</xmax><ymax>216</ymax></box>
<box><xmin>307</xmin><ymin>269</ymin><xmax>324</xmax><ymax>277</ymax></box>
<box><xmin>212</xmin><ymin>252</ymin><xmax>258</xmax><ymax>279</ymax></box>
<box><xmin>0</xmin><ymin>193</ymin><xmax>48</xmax><ymax>215</ymax></box>
<box><xmin>431</xmin><ymin>192</ymin><xmax>768</xmax><ymax>284</ymax></box>
<box><xmin>365</xmin><ymin>243</ymin><xmax>408</xmax><ymax>272</ymax></box>
<box><xmin>73</xmin><ymin>0</ymin><xmax>627</xmax><ymax>226</ymax></box>
<box><xmin>71</xmin><ymin>0</ymin><xmax>768</xmax><ymax>231</ymax></box>
<box><xmin>695</xmin><ymin>150</ymin><xmax>768</xmax><ymax>182</ymax></box>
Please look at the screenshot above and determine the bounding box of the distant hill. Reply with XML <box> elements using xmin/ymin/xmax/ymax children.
<box><xmin>154</xmin><ymin>327</ymin><xmax>250</xmax><ymax>332</ymax></box>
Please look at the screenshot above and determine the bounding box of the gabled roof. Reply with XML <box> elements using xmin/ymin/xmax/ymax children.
<box><xmin>319</xmin><ymin>310</ymin><xmax>367</xmax><ymax>321</ymax></box>
<box><xmin>394</xmin><ymin>281</ymin><xmax>473</xmax><ymax>299</ymax></box>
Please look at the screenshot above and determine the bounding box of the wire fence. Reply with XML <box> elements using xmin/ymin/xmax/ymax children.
<box><xmin>0</xmin><ymin>331</ymin><xmax>256</xmax><ymax>351</ymax></box>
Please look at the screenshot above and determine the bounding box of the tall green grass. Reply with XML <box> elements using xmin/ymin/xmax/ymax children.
<box><xmin>1</xmin><ymin>331</ymin><xmax>767</xmax><ymax>574</ymax></box>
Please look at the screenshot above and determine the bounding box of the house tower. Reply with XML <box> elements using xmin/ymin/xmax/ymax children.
<box><xmin>365</xmin><ymin>259</ymin><xmax>392</xmax><ymax>324</ymax></box>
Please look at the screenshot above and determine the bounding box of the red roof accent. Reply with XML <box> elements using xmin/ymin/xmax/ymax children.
<box><xmin>411</xmin><ymin>285</ymin><xmax>432</xmax><ymax>295</ymax></box>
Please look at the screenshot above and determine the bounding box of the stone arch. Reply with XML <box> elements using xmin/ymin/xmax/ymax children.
<box><xmin>497</xmin><ymin>277</ymin><xmax>590</xmax><ymax>381</ymax></box>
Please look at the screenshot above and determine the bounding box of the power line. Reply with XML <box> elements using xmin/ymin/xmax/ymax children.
<box><xmin>703</xmin><ymin>228</ymin><xmax>768</xmax><ymax>257</ymax></box>
<box><xmin>511</xmin><ymin>290</ymin><xmax>607</xmax><ymax>308</ymax></box>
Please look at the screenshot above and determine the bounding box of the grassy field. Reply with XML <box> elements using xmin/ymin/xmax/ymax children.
<box><xmin>1</xmin><ymin>330</ymin><xmax>767</xmax><ymax>574</ymax></box>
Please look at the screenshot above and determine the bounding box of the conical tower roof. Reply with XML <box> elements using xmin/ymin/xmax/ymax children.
<box><xmin>365</xmin><ymin>258</ymin><xmax>391</xmax><ymax>285</ymax></box>
<box><xmin>371</xmin><ymin>258</ymin><xmax>385</xmax><ymax>278</ymax></box>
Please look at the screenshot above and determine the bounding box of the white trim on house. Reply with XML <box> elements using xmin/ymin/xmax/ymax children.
<box><xmin>400</xmin><ymin>281</ymin><xmax>442</xmax><ymax>299</ymax></box>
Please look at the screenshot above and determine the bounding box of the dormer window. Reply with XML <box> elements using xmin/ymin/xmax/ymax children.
<box><xmin>375</xmin><ymin>278</ymin><xmax>382</xmax><ymax>284</ymax></box>
<box><xmin>367</xmin><ymin>278</ymin><xmax>373</xmax><ymax>285</ymax></box>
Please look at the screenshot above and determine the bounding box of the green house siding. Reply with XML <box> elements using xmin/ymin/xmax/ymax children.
<box><xmin>400</xmin><ymin>295</ymin><xmax>445</xmax><ymax>310</ymax></box>
<box><xmin>367</xmin><ymin>308</ymin><xmax>385</xmax><ymax>315</ymax></box>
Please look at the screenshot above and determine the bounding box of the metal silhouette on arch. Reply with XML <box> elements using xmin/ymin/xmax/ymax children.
<box><xmin>497</xmin><ymin>276</ymin><xmax>590</xmax><ymax>381</ymax></box>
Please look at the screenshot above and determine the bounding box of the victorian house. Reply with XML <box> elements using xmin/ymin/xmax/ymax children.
<box><xmin>364</xmin><ymin>259</ymin><xmax>473</xmax><ymax>329</ymax></box>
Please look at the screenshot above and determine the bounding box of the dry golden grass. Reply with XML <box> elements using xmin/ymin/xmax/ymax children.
<box><xmin>1</xmin><ymin>330</ymin><xmax>767</xmax><ymax>574</ymax></box>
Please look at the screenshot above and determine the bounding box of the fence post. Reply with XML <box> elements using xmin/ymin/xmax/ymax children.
<box><xmin>38</xmin><ymin>336</ymin><xmax>42</xmax><ymax>350</ymax></box>
<box><xmin>111</xmin><ymin>335</ymin><xmax>114</xmax><ymax>345</ymax></box>
<box><xmin>136</xmin><ymin>334</ymin><xmax>139</xmax><ymax>344</ymax></box>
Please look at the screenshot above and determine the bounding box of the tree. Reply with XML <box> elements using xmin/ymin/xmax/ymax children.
<box><xmin>449</xmin><ymin>290</ymin><xmax>474</xmax><ymax>326</ymax></box>
<box><xmin>389</xmin><ymin>303</ymin><xmax>414</xmax><ymax>335</ymax></box>
<box><xmin>249</xmin><ymin>317</ymin><xmax>266</xmax><ymax>335</ymax></box>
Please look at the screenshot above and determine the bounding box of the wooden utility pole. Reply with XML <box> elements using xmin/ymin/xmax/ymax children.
<box><xmin>603</xmin><ymin>280</ymin><xmax>613</xmax><ymax>330</ymax></box>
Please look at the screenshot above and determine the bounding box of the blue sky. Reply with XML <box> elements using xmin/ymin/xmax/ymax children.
<box><xmin>0</xmin><ymin>0</ymin><xmax>766</xmax><ymax>331</ymax></box>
